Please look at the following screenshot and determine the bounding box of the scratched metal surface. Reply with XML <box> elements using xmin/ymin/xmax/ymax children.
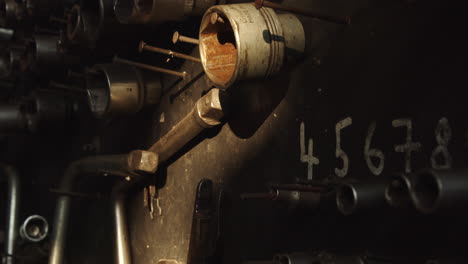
<box><xmin>127</xmin><ymin>0</ymin><xmax>468</xmax><ymax>263</ymax></box>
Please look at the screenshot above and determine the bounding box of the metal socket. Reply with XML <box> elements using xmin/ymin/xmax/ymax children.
<box><xmin>336</xmin><ymin>180</ymin><xmax>388</xmax><ymax>215</ymax></box>
<box><xmin>85</xmin><ymin>63</ymin><xmax>162</xmax><ymax>118</ymax></box>
<box><xmin>385</xmin><ymin>174</ymin><xmax>413</xmax><ymax>209</ymax></box>
<box><xmin>19</xmin><ymin>215</ymin><xmax>49</xmax><ymax>243</ymax></box>
<box><xmin>199</xmin><ymin>3</ymin><xmax>305</xmax><ymax>88</ymax></box>
<box><xmin>410</xmin><ymin>169</ymin><xmax>468</xmax><ymax>214</ymax></box>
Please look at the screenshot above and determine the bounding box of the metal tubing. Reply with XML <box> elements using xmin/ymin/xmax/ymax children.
<box><xmin>254</xmin><ymin>0</ymin><xmax>351</xmax><ymax>24</ymax></box>
<box><xmin>0</xmin><ymin>164</ymin><xmax>20</xmax><ymax>264</ymax></box>
<box><xmin>148</xmin><ymin>88</ymin><xmax>224</xmax><ymax>163</ymax></box>
<box><xmin>410</xmin><ymin>169</ymin><xmax>468</xmax><ymax>214</ymax></box>
<box><xmin>112</xmin><ymin>182</ymin><xmax>132</xmax><ymax>264</ymax></box>
<box><xmin>48</xmin><ymin>152</ymin><xmax>157</xmax><ymax>264</ymax></box>
<box><xmin>385</xmin><ymin>174</ymin><xmax>413</xmax><ymax>209</ymax></box>
<box><xmin>139</xmin><ymin>41</ymin><xmax>201</xmax><ymax>63</ymax></box>
<box><xmin>336</xmin><ymin>181</ymin><xmax>387</xmax><ymax>215</ymax></box>
<box><xmin>114</xmin><ymin>56</ymin><xmax>187</xmax><ymax>79</ymax></box>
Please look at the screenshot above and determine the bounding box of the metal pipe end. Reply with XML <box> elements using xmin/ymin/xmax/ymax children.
<box><xmin>410</xmin><ymin>169</ymin><xmax>442</xmax><ymax>214</ymax></box>
<box><xmin>336</xmin><ymin>184</ymin><xmax>358</xmax><ymax>215</ymax></box>
<box><xmin>385</xmin><ymin>174</ymin><xmax>413</xmax><ymax>209</ymax></box>
<box><xmin>20</xmin><ymin>215</ymin><xmax>49</xmax><ymax>243</ymax></box>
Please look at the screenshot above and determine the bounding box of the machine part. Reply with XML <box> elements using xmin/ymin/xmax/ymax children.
<box><xmin>199</xmin><ymin>3</ymin><xmax>305</xmax><ymax>89</ymax></box>
<box><xmin>111</xmin><ymin>89</ymin><xmax>226</xmax><ymax>263</ymax></box>
<box><xmin>114</xmin><ymin>56</ymin><xmax>187</xmax><ymax>80</ymax></box>
<box><xmin>173</xmin><ymin>31</ymin><xmax>200</xmax><ymax>45</ymax></box>
<box><xmin>410</xmin><ymin>169</ymin><xmax>468</xmax><ymax>214</ymax></box>
<box><xmin>0</xmin><ymin>105</ymin><xmax>32</xmax><ymax>135</ymax></box>
<box><xmin>336</xmin><ymin>180</ymin><xmax>388</xmax><ymax>215</ymax></box>
<box><xmin>139</xmin><ymin>41</ymin><xmax>202</xmax><ymax>63</ymax></box>
<box><xmin>188</xmin><ymin>179</ymin><xmax>214</xmax><ymax>263</ymax></box>
<box><xmin>149</xmin><ymin>88</ymin><xmax>225</xmax><ymax>163</ymax></box>
<box><xmin>112</xmin><ymin>181</ymin><xmax>132</xmax><ymax>264</ymax></box>
<box><xmin>28</xmin><ymin>35</ymin><xmax>63</xmax><ymax>71</ymax></box>
<box><xmin>118</xmin><ymin>0</ymin><xmax>217</xmax><ymax>24</ymax></box>
<box><xmin>241</xmin><ymin>188</ymin><xmax>321</xmax><ymax>209</ymax></box>
<box><xmin>273</xmin><ymin>252</ymin><xmax>364</xmax><ymax>264</ymax></box>
<box><xmin>19</xmin><ymin>215</ymin><xmax>49</xmax><ymax>243</ymax></box>
<box><xmin>385</xmin><ymin>174</ymin><xmax>413</xmax><ymax>209</ymax></box>
<box><xmin>67</xmin><ymin>4</ymin><xmax>82</xmax><ymax>41</ymax></box>
<box><xmin>48</xmin><ymin>150</ymin><xmax>158</xmax><ymax>264</ymax></box>
<box><xmin>254</xmin><ymin>0</ymin><xmax>351</xmax><ymax>24</ymax></box>
<box><xmin>2</xmin><ymin>0</ymin><xmax>25</xmax><ymax>23</ymax></box>
<box><xmin>0</xmin><ymin>164</ymin><xmax>20</xmax><ymax>264</ymax></box>
<box><xmin>0</xmin><ymin>27</ymin><xmax>13</xmax><ymax>40</ymax></box>
<box><xmin>49</xmin><ymin>81</ymin><xmax>87</xmax><ymax>94</ymax></box>
<box><xmin>273</xmin><ymin>252</ymin><xmax>314</xmax><ymax>264</ymax></box>
<box><xmin>86</xmin><ymin>63</ymin><xmax>162</xmax><ymax>118</ymax></box>
<box><xmin>49</xmin><ymin>15</ymin><xmax>67</xmax><ymax>24</ymax></box>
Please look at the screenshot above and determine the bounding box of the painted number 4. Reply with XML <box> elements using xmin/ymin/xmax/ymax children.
<box><xmin>300</xmin><ymin>122</ymin><xmax>320</xmax><ymax>180</ymax></box>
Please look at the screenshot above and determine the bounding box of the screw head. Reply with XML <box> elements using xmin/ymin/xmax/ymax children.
<box><xmin>128</xmin><ymin>150</ymin><xmax>159</xmax><ymax>173</ymax></box>
<box><xmin>172</xmin><ymin>31</ymin><xmax>180</xmax><ymax>44</ymax></box>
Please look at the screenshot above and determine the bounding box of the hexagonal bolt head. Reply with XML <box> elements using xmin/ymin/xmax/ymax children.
<box><xmin>195</xmin><ymin>88</ymin><xmax>224</xmax><ymax>128</ymax></box>
<box><xmin>127</xmin><ymin>150</ymin><xmax>159</xmax><ymax>173</ymax></box>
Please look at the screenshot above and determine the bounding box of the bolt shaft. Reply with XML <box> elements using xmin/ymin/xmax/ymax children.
<box><xmin>49</xmin><ymin>81</ymin><xmax>86</xmax><ymax>94</ymax></box>
<box><xmin>172</xmin><ymin>31</ymin><xmax>200</xmax><ymax>45</ymax></box>
<box><xmin>139</xmin><ymin>41</ymin><xmax>201</xmax><ymax>63</ymax></box>
<box><xmin>254</xmin><ymin>0</ymin><xmax>351</xmax><ymax>25</ymax></box>
<box><xmin>113</xmin><ymin>56</ymin><xmax>187</xmax><ymax>79</ymax></box>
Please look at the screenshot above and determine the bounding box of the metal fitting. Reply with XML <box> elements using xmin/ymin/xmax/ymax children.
<box><xmin>195</xmin><ymin>88</ymin><xmax>224</xmax><ymax>128</ymax></box>
<box><xmin>127</xmin><ymin>150</ymin><xmax>159</xmax><ymax>173</ymax></box>
<box><xmin>85</xmin><ymin>63</ymin><xmax>162</xmax><ymax>118</ymax></box>
<box><xmin>199</xmin><ymin>3</ymin><xmax>305</xmax><ymax>88</ymax></box>
<box><xmin>336</xmin><ymin>180</ymin><xmax>388</xmax><ymax>215</ymax></box>
<box><xmin>385</xmin><ymin>174</ymin><xmax>413</xmax><ymax>209</ymax></box>
<box><xmin>19</xmin><ymin>215</ymin><xmax>49</xmax><ymax>243</ymax></box>
<box><xmin>409</xmin><ymin>169</ymin><xmax>468</xmax><ymax>214</ymax></box>
<box><xmin>26</xmin><ymin>35</ymin><xmax>63</xmax><ymax>71</ymax></box>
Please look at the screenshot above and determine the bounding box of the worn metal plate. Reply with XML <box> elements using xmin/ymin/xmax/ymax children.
<box><xmin>126</xmin><ymin>0</ymin><xmax>468</xmax><ymax>263</ymax></box>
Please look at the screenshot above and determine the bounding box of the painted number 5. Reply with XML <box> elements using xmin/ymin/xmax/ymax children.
<box><xmin>335</xmin><ymin>117</ymin><xmax>352</xmax><ymax>177</ymax></box>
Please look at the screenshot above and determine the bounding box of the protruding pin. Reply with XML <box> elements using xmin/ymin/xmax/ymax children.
<box><xmin>49</xmin><ymin>16</ymin><xmax>67</xmax><ymax>24</ymax></box>
<box><xmin>139</xmin><ymin>41</ymin><xmax>201</xmax><ymax>63</ymax></box>
<box><xmin>49</xmin><ymin>81</ymin><xmax>86</xmax><ymax>94</ymax></box>
<box><xmin>113</xmin><ymin>56</ymin><xmax>187</xmax><ymax>80</ymax></box>
<box><xmin>172</xmin><ymin>31</ymin><xmax>199</xmax><ymax>45</ymax></box>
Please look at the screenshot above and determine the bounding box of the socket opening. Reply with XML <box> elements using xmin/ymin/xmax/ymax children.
<box><xmin>86</xmin><ymin>69</ymin><xmax>110</xmax><ymax>117</ymax></box>
<box><xmin>21</xmin><ymin>215</ymin><xmax>49</xmax><ymax>242</ymax></box>
<box><xmin>200</xmin><ymin>11</ymin><xmax>237</xmax><ymax>88</ymax></box>
<box><xmin>385</xmin><ymin>175</ymin><xmax>411</xmax><ymax>208</ymax></box>
<box><xmin>114</xmin><ymin>0</ymin><xmax>134</xmax><ymax>24</ymax></box>
<box><xmin>67</xmin><ymin>5</ymin><xmax>82</xmax><ymax>40</ymax></box>
<box><xmin>336</xmin><ymin>184</ymin><xmax>357</xmax><ymax>215</ymax></box>
<box><xmin>412</xmin><ymin>170</ymin><xmax>440</xmax><ymax>213</ymax></box>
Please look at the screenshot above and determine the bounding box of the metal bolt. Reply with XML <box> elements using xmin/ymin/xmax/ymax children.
<box><xmin>127</xmin><ymin>150</ymin><xmax>159</xmax><ymax>173</ymax></box>
<box><xmin>195</xmin><ymin>88</ymin><xmax>224</xmax><ymax>128</ymax></box>
<box><xmin>172</xmin><ymin>31</ymin><xmax>199</xmax><ymax>45</ymax></box>
<box><xmin>254</xmin><ymin>0</ymin><xmax>351</xmax><ymax>25</ymax></box>
<box><xmin>113</xmin><ymin>56</ymin><xmax>187</xmax><ymax>80</ymax></box>
<box><xmin>139</xmin><ymin>41</ymin><xmax>201</xmax><ymax>63</ymax></box>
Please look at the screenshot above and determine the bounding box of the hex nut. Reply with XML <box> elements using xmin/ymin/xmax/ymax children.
<box><xmin>128</xmin><ymin>150</ymin><xmax>159</xmax><ymax>173</ymax></box>
<box><xmin>195</xmin><ymin>88</ymin><xmax>224</xmax><ymax>128</ymax></box>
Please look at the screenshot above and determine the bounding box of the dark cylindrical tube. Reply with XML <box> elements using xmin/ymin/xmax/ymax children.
<box><xmin>385</xmin><ymin>174</ymin><xmax>413</xmax><ymax>209</ymax></box>
<box><xmin>410</xmin><ymin>169</ymin><xmax>468</xmax><ymax>214</ymax></box>
<box><xmin>0</xmin><ymin>105</ymin><xmax>28</xmax><ymax>134</ymax></box>
<box><xmin>112</xmin><ymin>182</ymin><xmax>132</xmax><ymax>264</ymax></box>
<box><xmin>48</xmin><ymin>154</ymin><xmax>133</xmax><ymax>264</ymax></box>
<box><xmin>336</xmin><ymin>181</ymin><xmax>387</xmax><ymax>215</ymax></box>
<box><xmin>0</xmin><ymin>164</ymin><xmax>20</xmax><ymax>264</ymax></box>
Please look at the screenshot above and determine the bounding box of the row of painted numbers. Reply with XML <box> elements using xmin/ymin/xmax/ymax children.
<box><xmin>300</xmin><ymin>117</ymin><xmax>452</xmax><ymax>180</ymax></box>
